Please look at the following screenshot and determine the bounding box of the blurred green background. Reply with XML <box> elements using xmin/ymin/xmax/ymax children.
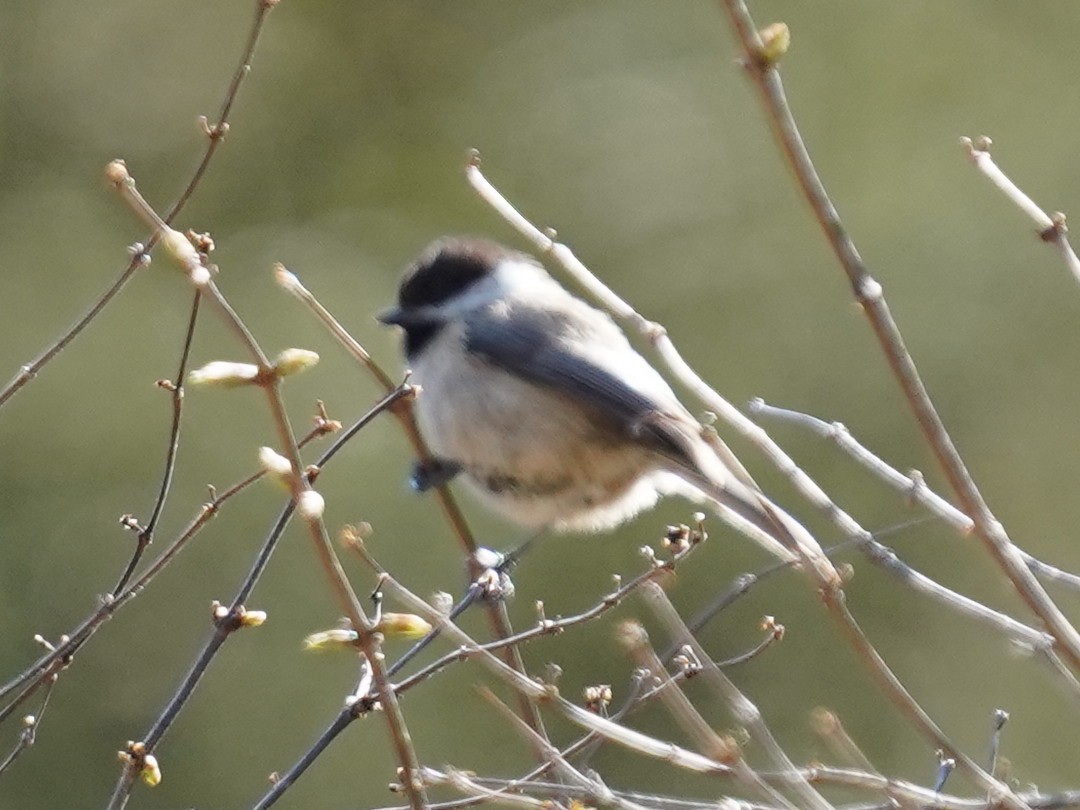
<box><xmin>3</xmin><ymin>1</ymin><xmax>1080</xmax><ymax>807</ymax></box>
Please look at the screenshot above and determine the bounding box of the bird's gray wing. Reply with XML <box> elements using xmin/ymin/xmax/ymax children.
<box><xmin>463</xmin><ymin>308</ymin><xmax>701</xmax><ymax>472</ymax></box>
<box><xmin>466</xmin><ymin>308</ymin><xmax>817</xmax><ymax>566</ymax></box>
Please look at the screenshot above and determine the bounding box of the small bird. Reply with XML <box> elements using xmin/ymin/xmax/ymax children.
<box><xmin>379</xmin><ymin>237</ymin><xmax>810</xmax><ymax>560</ymax></box>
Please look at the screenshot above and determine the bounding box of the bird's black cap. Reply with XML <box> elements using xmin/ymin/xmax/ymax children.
<box><xmin>378</xmin><ymin>237</ymin><xmax>515</xmax><ymax>356</ymax></box>
<box><xmin>395</xmin><ymin>237</ymin><xmax>510</xmax><ymax>312</ymax></box>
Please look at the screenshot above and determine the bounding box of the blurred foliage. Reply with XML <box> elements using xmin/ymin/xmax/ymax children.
<box><xmin>2</xmin><ymin>1</ymin><xmax>1080</xmax><ymax>808</ymax></box>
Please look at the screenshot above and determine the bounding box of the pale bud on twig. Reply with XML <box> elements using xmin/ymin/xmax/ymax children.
<box><xmin>118</xmin><ymin>742</ymin><xmax>162</xmax><ymax>788</ymax></box>
<box><xmin>297</xmin><ymin>489</ymin><xmax>325</xmax><ymax>520</ymax></box>
<box><xmin>188</xmin><ymin>361</ymin><xmax>261</xmax><ymax>388</ymax></box>
<box><xmin>104</xmin><ymin>159</ymin><xmax>131</xmax><ymax>187</ymax></box>
<box><xmin>189</xmin><ymin>265</ymin><xmax>212</xmax><ymax>286</ymax></box>
<box><xmin>340</xmin><ymin>523</ymin><xmax>371</xmax><ymax>552</ymax></box>
<box><xmin>140</xmin><ymin>754</ymin><xmax>162</xmax><ymax>787</ymax></box>
<box><xmin>756</xmin><ymin>22</ymin><xmax>791</xmax><ymax>65</ymax></box>
<box><xmin>239</xmin><ymin>609</ymin><xmax>268</xmax><ymax>628</ymax></box>
<box><xmin>258</xmin><ymin>446</ymin><xmax>293</xmax><ymax>486</ymax></box>
<box><xmin>375</xmin><ymin>613</ymin><xmax>433</xmax><ymax>639</ymax></box>
<box><xmin>583</xmin><ymin>684</ymin><xmax>612</xmax><ymax>714</ymax></box>
<box><xmin>273</xmin><ymin>348</ymin><xmax>320</xmax><ymax>377</ymax></box>
<box><xmin>274</xmin><ymin>263</ymin><xmax>304</xmax><ymax>296</ymax></box>
<box><xmin>304</xmin><ymin>627</ymin><xmax>359</xmax><ymax>651</ymax></box>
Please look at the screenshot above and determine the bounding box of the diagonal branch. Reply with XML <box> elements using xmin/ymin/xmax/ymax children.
<box><xmin>717</xmin><ymin>0</ymin><xmax>1080</xmax><ymax>676</ymax></box>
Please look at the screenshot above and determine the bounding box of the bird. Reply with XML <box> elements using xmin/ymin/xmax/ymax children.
<box><xmin>378</xmin><ymin>236</ymin><xmax>814</xmax><ymax>563</ymax></box>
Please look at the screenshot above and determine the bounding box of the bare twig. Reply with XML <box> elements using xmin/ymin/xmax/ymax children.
<box><xmin>112</xmin><ymin>291</ymin><xmax>202</xmax><ymax>596</ymax></box>
<box><xmin>476</xmin><ymin>687</ymin><xmax>628</xmax><ymax>808</ymax></box>
<box><xmin>641</xmin><ymin>585</ymin><xmax>833</xmax><ymax>810</ymax></box>
<box><xmin>0</xmin><ymin>0</ymin><xmax>275</xmax><ymax>409</ymax></box>
<box><xmin>750</xmin><ymin>398</ymin><xmax>1080</xmax><ymax>595</ymax></box>
<box><xmin>104</xmin><ymin>387</ymin><xmax>417</xmax><ymax>810</ymax></box>
<box><xmin>821</xmin><ymin>586</ymin><xmax>1021</xmax><ymax>806</ymax></box>
<box><xmin>748</xmin><ymin>400</ymin><xmax>1080</xmax><ymax>706</ymax></box>
<box><xmin>961</xmin><ymin>136</ymin><xmax>1080</xmax><ymax>285</ymax></box>
<box><xmin>0</xmin><ymin>673</ymin><xmax>57</xmax><ymax>777</ymax></box>
<box><xmin>716</xmin><ymin>0</ymin><xmax>1080</xmax><ymax>678</ymax></box>
<box><xmin>810</xmin><ymin>708</ymin><xmax>878</xmax><ymax>774</ymax></box>
<box><xmin>0</xmin><ymin>413</ymin><xmax>337</xmax><ymax>732</ymax></box>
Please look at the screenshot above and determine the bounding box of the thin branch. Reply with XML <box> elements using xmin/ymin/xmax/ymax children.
<box><xmin>961</xmin><ymin>136</ymin><xmax>1080</xmax><ymax>285</ymax></box>
<box><xmin>250</xmin><ymin>708</ymin><xmax>354</xmax><ymax>810</ymax></box>
<box><xmin>163</xmin><ymin>0</ymin><xmax>279</xmax><ymax>221</ymax></box>
<box><xmin>0</xmin><ymin>417</ymin><xmax>331</xmax><ymax>736</ymax></box>
<box><xmin>716</xmin><ymin>0</ymin><xmax>1080</xmax><ymax>677</ymax></box>
<box><xmin>105</xmin><ymin>387</ymin><xmax>415</xmax><ymax>810</ymax></box>
<box><xmin>0</xmin><ymin>672</ymin><xmax>57</xmax><ymax>777</ymax></box>
<box><xmin>112</xmin><ymin>291</ymin><xmax>202</xmax><ymax>596</ymax></box>
<box><xmin>476</xmin><ymin>687</ymin><xmax>630</xmax><ymax>809</ymax></box>
<box><xmin>820</xmin><ymin>586</ymin><xmax>1022</xmax><ymax>806</ymax></box>
<box><xmin>750</xmin><ymin>398</ymin><xmax>1080</xmax><ymax>594</ymax></box>
<box><xmin>0</xmin><ymin>254</ymin><xmax>147</xmax><ymax>407</ymax></box>
<box><xmin>421</xmin><ymin>768</ymin><xmax>588</xmax><ymax>810</ymax></box>
<box><xmin>748</xmin><ymin>399</ymin><xmax>1080</xmax><ymax>706</ymax></box>
<box><xmin>811</xmin><ymin>708</ymin><xmax>878</xmax><ymax>775</ymax></box>
<box><xmin>749</xmin><ymin>399</ymin><xmax>971</xmax><ymax>535</ymax></box>
<box><xmin>0</xmin><ymin>0</ymin><xmax>275</xmax><ymax>409</ymax></box>
<box><xmin>376</xmin><ymin>574</ymin><xmax>1059</xmax><ymax>810</ymax></box>
<box><xmin>641</xmin><ymin>585</ymin><xmax>832</xmax><ymax>810</ymax></box>
<box><xmin>251</xmin><ymin>524</ymin><xmax>707</xmax><ymax>808</ymax></box>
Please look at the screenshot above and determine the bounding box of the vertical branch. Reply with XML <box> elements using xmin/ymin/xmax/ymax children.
<box><xmin>717</xmin><ymin>0</ymin><xmax>1080</xmax><ymax>674</ymax></box>
<box><xmin>112</xmin><ymin>291</ymin><xmax>202</xmax><ymax>596</ymax></box>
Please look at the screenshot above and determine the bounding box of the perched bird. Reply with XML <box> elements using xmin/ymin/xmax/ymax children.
<box><xmin>379</xmin><ymin>237</ymin><xmax>814</xmax><ymax>562</ymax></box>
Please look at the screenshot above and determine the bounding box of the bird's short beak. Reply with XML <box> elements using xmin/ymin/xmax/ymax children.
<box><xmin>376</xmin><ymin>306</ymin><xmax>405</xmax><ymax>326</ymax></box>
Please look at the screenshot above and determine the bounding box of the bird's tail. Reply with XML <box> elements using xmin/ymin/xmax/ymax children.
<box><xmin>665</xmin><ymin>442</ymin><xmax>839</xmax><ymax>585</ymax></box>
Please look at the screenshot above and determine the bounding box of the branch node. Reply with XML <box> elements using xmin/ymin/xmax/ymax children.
<box><xmin>210</xmin><ymin>600</ymin><xmax>264</xmax><ymax>630</ymax></box>
<box><xmin>117</xmin><ymin>741</ymin><xmax>162</xmax><ymax>787</ymax></box>
<box><xmin>198</xmin><ymin>115</ymin><xmax>231</xmax><ymax>141</ymax></box>
<box><xmin>118</xmin><ymin>514</ymin><xmax>145</xmax><ymax>534</ymax></box>
<box><xmin>1040</xmin><ymin>212</ymin><xmax>1068</xmax><ymax>242</ymax></box>
<box><xmin>906</xmin><ymin>469</ymin><xmax>926</xmax><ymax>505</ymax></box>
<box><xmin>855</xmin><ymin>275</ymin><xmax>883</xmax><ymax>304</ymax></box>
